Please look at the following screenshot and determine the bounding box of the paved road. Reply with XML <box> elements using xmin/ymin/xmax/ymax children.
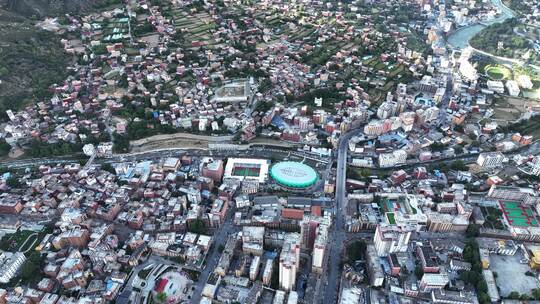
<box><xmin>437</xmin><ymin>71</ymin><xmax>453</xmax><ymax>126</ymax></box>
<box><xmin>322</xmin><ymin>129</ymin><xmax>363</xmax><ymax>304</ymax></box>
<box><xmin>191</xmin><ymin>213</ymin><xmax>236</xmax><ymax>303</ymax></box>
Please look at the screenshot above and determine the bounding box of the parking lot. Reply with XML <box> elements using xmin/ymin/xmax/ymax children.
<box><xmin>491</xmin><ymin>252</ymin><xmax>540</xmax><ymax>297</ymax></box>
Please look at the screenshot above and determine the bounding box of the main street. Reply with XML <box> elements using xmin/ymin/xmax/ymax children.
<box><xmin>320</xmin><ymin>129</ymin><xmax>539</xmax><ymax>303</ymax></box>
<box><xmin>190</xmin><ymin>210</ymin><xmax>237</xmax><ymax>303</ymax></box>
<box><xmin>322</xmin><ymin>129</ymin><xmax>363</xmax><ymax>304</ymax></box>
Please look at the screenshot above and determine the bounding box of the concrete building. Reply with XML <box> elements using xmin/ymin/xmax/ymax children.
<box><xmin>279</xmin><ymin>233</ymin><xmax>301</xmax><ymax>291</ymax></box>
<box><xmin>417</xmin><ymin>244</ymin><xmax>440</xmax><ymax>273</ymax></box>
<box><xmin>242</xmin><ymin>226</ymin><xmax>265</xmax><ymax>256</ymax></box>
<box><xmin>201</xmin><ymin>158</ymin><xmax>224</xmax><ymax>182</ymax></box>
<box><xmin>506</xmin><ymin>80</ymin><xmax>520</xmax><ymax>97</ymax></box>
<box><xmin>431</xmin><ymin>290</ymin><xmax>476</xmax><ymax>304</ymax></box>
<box><xmin>312</xmin><ymin>218</ymin><xmax>331</xmax><ymax>273</ymax></box>
<box><xmin>339</xmin><ymin>286</ymin><xmax>364</xmax><ymax>304</ymax></box>
<box><xmin>476</xmin><ymin>152</ymin><xmax>505</xmax><ymax>169</ymax></box>
<box><xmin>249</xmin><ymin>255</ymin><xmax>261</xmax><ymax>281</ymax></box>
<box><xmin>366</xmin><ymin>245</ymin><xmax>384</xmax><ymax>287</ymax></box>
<box><xmin>419</xmin><ymin>273</ymin><xmax>449</xmax><ymax>292</ymax></box>
<box><xmin>300</xmin><ymin>217</ymin><xmax>319</xmax><ymax>251</ymax></box>
<box><xmin>262</xmin><ymin>259</ymin><xmax>273</xmax><ymax>286</ymax></box>
<box><xmin>483</xmin><ymin>270</ymin><xmax>500</xmax><ymax>302</ymax></box>
<box><xmin>378</xmin><ymin>150</ymin><xmax>407</xmax><ymax>168</ymax></box>
<box><xmin>373</xmin><ymin>224</ymin><xmax>412</xmax><ymax>256</ymax></box>
<box><xmin>0</xmin><ymin>251</ymin><xmax>26</xmax><ymax>283</ymax></box>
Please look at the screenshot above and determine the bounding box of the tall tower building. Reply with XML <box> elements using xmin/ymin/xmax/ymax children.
<box><xmin>279</xmin><ymin>233</ymin><xmax>301</xmax><ymax>291</ymax></box>
<box><xmin>373</xmin><ymin>224</ymin><xmax>412</xmax><ymax>257</ymax></box>
<box><xmin>311</xmin><ymin>215</ymin><xmax>332</xmax><ymax>273</ymax></box>
<box><xmin>300</xmin><ymin>216</ymin><xmax>319</xmax><ymax>251</ymax></box>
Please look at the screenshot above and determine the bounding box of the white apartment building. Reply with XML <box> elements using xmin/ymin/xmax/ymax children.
<box><xmin>476</xmin><ymin>152</ymin><xmax>505</xmax><ymax>169</ymax></box>
<box><xmin>279</xmin><ymin>233</ymin><xmax>301</xmax><ymax>291</ymax></box>
<box><xmin>242</xmin><ymin>226</ymin><xmax>265</xmax><ymax>256</ymax></box>
<box><xmin>506</xmin><ymin>80</ymin><xmax>520</xmax><ymax>97</ymax></box>
<box><xmin>419</xmin><ymin>273</ymin><xmax>449</xmax><ymax>292</ymax></box>
<box><xmin>378</xmin><ymin>150</ymin><xmax>407</xmax><ymax>168</ymax></box>
<box><xmin>312</xmin><ymin>223</ymin><xmax>329</xmax><ymax>273</ymax></box>
<box><xmin>0</xmin><ymin>251</ymin><xmax>26</xmax><ymax>283</ymax></box>
<box><xmin>373</xmin><ymin>225</ymin><xmax>412</xmax><ymax>257</ymax></box>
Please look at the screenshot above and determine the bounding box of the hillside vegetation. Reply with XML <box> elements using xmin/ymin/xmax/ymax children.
<box><xmin>0</xmin><ymin>9</ymin><xmax>69</xmax><ymax>120</ymax></box>
<box><xmin>1</xmin><ymin>0</ymin><xmax>122</xmax><ymax>18</ymax></box>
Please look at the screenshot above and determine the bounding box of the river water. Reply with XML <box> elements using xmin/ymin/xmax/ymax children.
<box><xmin>447</xmin><ymin>0</ymin><xmax>515</xmax><ymax>49</ymax></box>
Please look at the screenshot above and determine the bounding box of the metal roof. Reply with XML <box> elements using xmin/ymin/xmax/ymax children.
<box><xmin>270</xmin><ymin>162</ymin><xmax>317</xmax><ymax>188</ymax></box>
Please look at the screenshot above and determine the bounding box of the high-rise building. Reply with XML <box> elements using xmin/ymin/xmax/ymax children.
<box><xmin>366</xmin><ymin>245</ymin><xmax>384</xmax><ymax>287</ymax></box>
<box><xmin>373</xmin><ymin>224</ymin><xmax>412</xmax><ymax>257</ymax></box>
<box><xmin>300</xmin><ymin>216</ymin><xmax>319</xmax><ymax>251</ymax></box>
<box><xmin>312</xmin><ymin>216</ymin><xmax>331</xmax><ymax>273</ymax></box>
<box><xmin>0</xmin><ymin>251</ymin><xmax>26</xmax><ymax>283</ymax></box>
<box><xmin>279</xmin><ymin>233</ymin><xmax>301</xmax><ymax>291</ymax></box>
<box><xmin>312</xmin><ymin>238</ymin><xmax>327</xmax><ymax>273</ymax></box>
<box><xmin>262</xmin><ymin>259</ymin><xmax>273</xmax><ymax>286</ymax></box>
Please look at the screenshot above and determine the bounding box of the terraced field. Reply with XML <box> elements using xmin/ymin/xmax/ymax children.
<box><xmin>170</xmin><ymin>9</ymin><xmax>219</xmax><ymax>48</ymax></box>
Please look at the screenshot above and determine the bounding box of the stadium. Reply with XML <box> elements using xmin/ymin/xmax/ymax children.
<box><xmin>270</xmin><ymin>161</ymin><xmax>318</xmax><ymax>189</ymax></box>
<box><xmin>224</xmin><ymin>158</ymin><xmax>270</xmax><ymax>183</ymax></box>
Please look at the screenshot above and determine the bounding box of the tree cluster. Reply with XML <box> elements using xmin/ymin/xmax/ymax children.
<box><xmin>459</xmin><ymin>240</ymin><xmax>491</xmax><ymax>303</ymax></box>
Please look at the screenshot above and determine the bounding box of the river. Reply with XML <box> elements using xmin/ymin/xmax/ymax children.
<box><xmin>447</xmin><ymin>0</ymin><xmax>515</xmax><ymax>49</ymax></box>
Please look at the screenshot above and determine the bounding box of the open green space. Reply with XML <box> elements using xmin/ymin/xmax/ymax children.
<box><xmin>471</xmin><ymin>18</ymin><xmax>537</xmax><ymax>63</ymax></box>
<box><xmin>480</xmin><ymin>206</ymin><xmax>505</xmax><ymax>230</ymax></box>
<box><xmin>508</xmin><ymin>118</ymin><xmax>540</xmax><ymax>140</ymax></box>
<box><xmin>0</xmin><ymin>227</ymin><xmax>50</xmax><ymax>286</ymax></box>
<box><xmin>485</xmin><ymin>65</ymin><xmax>512</xmax><ymax>80</ymax></box>
<box><xmin>0</xmin><ymin>230</ymin><xmax>37</xmax><ymax>252</ymax></box>
<box><xmin>19</xmin><ymin>234</ymin><xmax>38</xmax><ymax>252</ymax></box>
<box><xmin>387</xmin><ymin>212</ymin><xmax>396</xmax><ymax>225</ymax></box>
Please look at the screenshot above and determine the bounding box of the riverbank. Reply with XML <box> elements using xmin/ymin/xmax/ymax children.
<box><xmin>447</xmin><ymin>0</ymin><xmax>515</xmax><ymax>49</ymax></box>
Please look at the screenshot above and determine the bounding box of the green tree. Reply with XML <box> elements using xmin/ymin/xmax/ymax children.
<box><xmin>156</xmin><ymin>291</ymin><xmax>167</xmax><ymax>303</ymax></box>
<box><xmin>415</xmin><ymin>265</ymin><xmax>424</xmax><ymax>278</ymax></box>
<box><xmin>449</xmin><ymin>160</ymin><xmax>467</xmax><ymax>171</ymax></box>
<box><xmin>0</xmin><ymin>139</ymin><xmax>10</xmax><ymax>156</ymax></box>
<box><xmin>113</xmin><ymin>134</ymin><xmax>130</xmax><ymax>153</ymax></box>
<box><xmin>466</xmin><ymin>224</ymin><xmax>479</xmax><ymax>238</ymax></box>
<box><xmin>101</xmin><ymin>163</ymin><xmax>116</xmax><ymax>174</ymax></box>
<box><xmin>6</xmin><ymin>176</ymin><xmax>21</xmax><ymax>188</ymax></box>
<box><xmin>346</xmin><ymin>240</ymin><xmax>367</xmax><ymax>262</ymax></box>
<box><xmin>188</xmin><ymin>219</ymin><xmax>206</xmax><ymax>234</ymax></box>
<box><xmin>532</xmin><ymin>288</ymin><xmax>540</xmax><ymax>300</ymax></box>
<box><xmin>508</xmin><ymin>291</ymin><xmax>520</xmax><ymax>299</ymax></box>
<box><xmin>430</xmin><ymin>142</ymin><xmax>446</xmax><ymax>152</ymax></box>
<box><xmin>20</xmin><ymin>251</ymin><xmax>43</xmax><ymax>284</ymax></box>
